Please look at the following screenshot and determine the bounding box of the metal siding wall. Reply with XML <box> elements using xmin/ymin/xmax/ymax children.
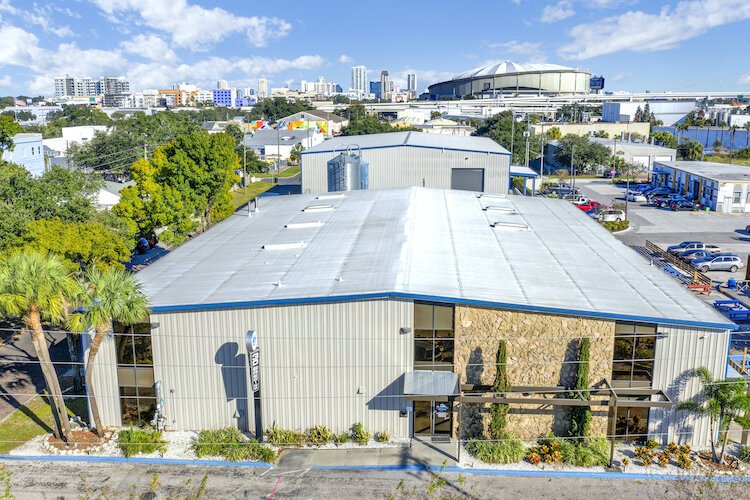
<box><xmin>649</xmin><ymin>325</ymin><xmax>729</xmax><ymax>447</ymax></box>
<box><xmin>85</xmin><ymin>333</ymin><xmax>123</xmax><ymax>428</ymax></box>
<box><xmin>301</xmin><ymin>147</ymin><xmax>509</xmax><ymax>194</ymax></box>
<box><xmin>149</xmin><ymin>299</ymin><xmax>412</xmax><ymax>437</ymax></box>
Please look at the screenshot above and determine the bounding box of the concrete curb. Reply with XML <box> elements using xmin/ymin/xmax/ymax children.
<box><xmin>4</xmin><ymin>454</ymin><xmax>749</xmax><ymax>482</ymax></box>
<box><xmin>0</xmin><ymin>454</ymin><xmax>273</xmax><ymax>468</ymax></box>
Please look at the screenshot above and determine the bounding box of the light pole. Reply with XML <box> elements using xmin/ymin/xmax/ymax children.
<box><xmin>570</xmin><ymin>144</ymin><xmax>576</xmax><ymax>193</ymax></box>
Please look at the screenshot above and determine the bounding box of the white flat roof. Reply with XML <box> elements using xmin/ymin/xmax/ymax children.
<box><xmin>301</xmin><ymin>132</ymin><xmax>510</xmax><ymax>156</ymax></box>
<box><xmin>137</xmin><ymin>188</ymin><xmax>732</xmax><ymax>330</ymax></box>
<box><xmin>655</xmin><ymin>161</ymin><xmax>750</xmax><ymax>183</ymax></box>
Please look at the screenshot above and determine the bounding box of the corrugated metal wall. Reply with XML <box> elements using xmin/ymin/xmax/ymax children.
<box><xmin>301</xmin><ymin>146</ymin><xmax>509</xmax><ymax>194</ymax></box>
<box><xmin>97</xmin><ymin>299</ymin><xmax>413</xmax><ymax>437</ymax></box>
<box><xmin>649</xmin><ymin>325</ymin><xmax>730</xmax><ymax>447</ymax></box>
<box><xmin>84</xmin><ymin>333</ymin><xmax>122</xmax><ymax>428</ymax></box>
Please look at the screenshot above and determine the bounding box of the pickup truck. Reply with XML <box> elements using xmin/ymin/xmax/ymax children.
<box><xmin>668</xmin><ymin>242</ymin><xmax>721</xmax><ymax>254</ymax></box>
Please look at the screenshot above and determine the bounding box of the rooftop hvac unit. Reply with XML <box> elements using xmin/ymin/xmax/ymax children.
<box><xmin>327</xmin><ymin>151</ymin><xmax>368</xmax><ymax>192</ymax></box>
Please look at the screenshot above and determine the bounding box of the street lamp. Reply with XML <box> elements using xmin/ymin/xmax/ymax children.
<box><xmin>624</xmin><ymin>164</ymin><xmax>649</xmax><ymax>220</ymax></box>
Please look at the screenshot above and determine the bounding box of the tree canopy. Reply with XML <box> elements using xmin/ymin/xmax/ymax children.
<box><xmin>0</xmin><ymin>115</ymin><xmax>22</xmax><ymax>151</ymax></box>
<box><xmin>651</xmin><ymin>131</ymin><xmax>678</xmax><ymax>149</ymax></box>
<box><xmin>473</xmin><ymin>111</ymin><xmax>539</xmax><ymax>165</ymax></box>
<box><xmin>554</xmin><ymin>135</ymin><xmax>612</xmax><ymax>173</ymax></box>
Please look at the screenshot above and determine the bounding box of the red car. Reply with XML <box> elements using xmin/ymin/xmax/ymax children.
<box><xmin>576</xmin><ymin>201</ymin><xmax>602</xmax><ymax>212</ymax></box>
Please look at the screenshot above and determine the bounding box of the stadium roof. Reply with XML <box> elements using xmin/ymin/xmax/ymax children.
<box><xmin>136</xmin><ymin>188</ymin><xmax>732</xmax><ymax>330</ymax></box>
<box><xmin>453</xmin><ymin>61</ymin><xmax>585</xmax><ymax>80</ymax></box>
<box><xmin>301</xmin><ymin>131</ymin><xmax>510</xmax><ymax>156</ymax></box>
<box><xmin>654</xmin><ymin>161</ymin><xmax>750</xmax><ymax>183</ymax></box>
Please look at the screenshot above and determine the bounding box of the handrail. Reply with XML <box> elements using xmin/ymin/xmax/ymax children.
<box><xmin>644</xmin><ymin>240</ymin><xmax>712</xmax><ymax>290</ymax></box>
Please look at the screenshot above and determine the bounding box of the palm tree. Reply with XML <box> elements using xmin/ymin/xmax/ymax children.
<box><xmin>0</xmin><ymin>252</ymin><xmax>79</xmax><ymax>442</ymax></box>
<box><xmin>68</xmin><ymin>268</ymin><xmax>150</xmax><ymax>436</ymax></box>
<box><xmin>677</xmin><ymin>367</ymin><xmax>750</xmax><ymax>464</ymax></box>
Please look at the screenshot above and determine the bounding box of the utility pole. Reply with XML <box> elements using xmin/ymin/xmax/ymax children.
<box><xmin>570</xmin><ymin>144</ymin><xmax>576</xmax><ymax>193</ymax></box>
<box><xmin>510</xmin><ymin>113</ymin><xmax>516</xmax><ymax>163</ymax></box>
<box><xmin>143</xmin><ymin>143</ymin><xmax>147</xmax><ymax>160</ymax></box>
<box><xmin>243</xmin><ymin>142</ymin><xmax>247</xmax><ymax>193</ymax></box>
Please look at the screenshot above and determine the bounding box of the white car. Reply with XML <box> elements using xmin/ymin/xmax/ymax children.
<box><xmin>571</xmin><ymin>195</ymin><xmax>590</xmax><ymax>205</ymax></box>
<box><xmin>595</xmin><ymin>209</ymin><xmax>626</xmax><ymax>222</ymax></box>
<box><xmin>626</xmin><ymin>191</ymin><xmax>647</xmax><ymax>202</ymax></box>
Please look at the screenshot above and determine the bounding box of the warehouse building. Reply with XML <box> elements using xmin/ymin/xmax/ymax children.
<box><xmin>89</xmin><ymin>188</ymin><xmax>732</xmax><ymax>448</ymax></box>
<box><xmin>652</xmin><ymin>160</ymin><xmax>750</xmax><ymax>213</ymax></box>
<box><xmin>589</xmin><ymin>138</ymin><xmax>676</xmax><ymax>171</ymax></box>
<box><xmin>299</xmin><ymin>132</ymin><xmax>511</xmax><ymax>194</ymax></box>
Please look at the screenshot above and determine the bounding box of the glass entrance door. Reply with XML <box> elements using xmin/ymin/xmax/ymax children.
<box><xmin>413</xmin><ymin>401</ymin><xmax>452</xmax><ymax>437</ymax></box>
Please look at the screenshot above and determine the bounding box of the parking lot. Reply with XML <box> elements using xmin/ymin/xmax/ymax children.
<box><xmin>574</xmin><ymin>179</ymin><xmax>750</xmax><ymax>284</ymax></box>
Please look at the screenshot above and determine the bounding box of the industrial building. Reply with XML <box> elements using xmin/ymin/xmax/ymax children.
<box><xmin>89</xmin><ymin>188</ymin><xmax>732</xmax><ymax>448</ymax></box>
<box><xmin>299</xmin><ymin>132</ymin><xmax>510</xmax><ymax>194</ymax></box>
<box><xmin>426</xmin><ymin>61</ymin><xmax>591</xmax><ymax>100</ymax></box>
<box><xmin>601</xmin><ymin>101</ymin><xmax>697</xmax><ymax>127</ymax></box>
<box><xmin>589</xmin><ymin>138</ymin><xmax>676</xmax><ymax>170</ymax></box>
<box><xmin>652</xmin><ymin>160</ymin><xmax>750</xmax><ymax>213</ymax></box>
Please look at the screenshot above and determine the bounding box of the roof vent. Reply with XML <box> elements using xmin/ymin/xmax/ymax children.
<box><xmin>477</xmin><ymin>193</ymin><xmax>507</xmax><ymax>200</ymax></box>
<box><xmin>303</xmin><ymin>204</ymin><xmax>334</xmax><ymax>212</ymax></box>
<box><xmin>262</xmin><ymin>242</ymin><xmax>307</xmax><ymax>250</ymax></box>
<box><xmin>285</xmin><ymin>221</ymin><xmax>323</xmax><ymax>229</ymax></box>
<box><xmin>317</xmin><ymin>194</ymin><xmax>345</xmax><ymax>200</ymax></box>
<box><xmin>491</xmin><ymin>222</ymin><xmax>530</xmax><ymax>231</ymax></box>
<box><xmin>484</xmin><ymin>206</ymin><xmax>517</xmax><ymax>214</ymax></box>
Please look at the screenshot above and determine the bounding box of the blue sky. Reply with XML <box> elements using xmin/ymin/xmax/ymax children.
<box><xmin>0</xmin><ymin>0</ymin><xmax>749</xmax><ymax>96</ymax></box>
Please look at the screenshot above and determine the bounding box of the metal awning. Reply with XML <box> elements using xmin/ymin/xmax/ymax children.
<box><xmin>403</xmin><ymin>371</ymin><xmax>460</xmax><ymax>402</ymax></box>
<box><xmin>510</xmin><ymin>165</ymin><xmax>540</xmax><ymax>178</ymax></box>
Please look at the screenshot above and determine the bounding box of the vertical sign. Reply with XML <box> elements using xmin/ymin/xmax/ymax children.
<box><xmin>245</xmin><ymin>330</ymin><xmax>262</xmax><ymax>442</ymax></box>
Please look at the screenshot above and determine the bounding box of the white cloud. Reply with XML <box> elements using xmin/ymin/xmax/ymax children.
<box><xmin>740</xmin><ymin>74</ymin><xmax>750</xmax><ymax>85</ymax></box>
<box><xmin>91</xmin><ymin>0</ymin><xmax>291</xmax><ymax>49</ymax></box>
<box><xmin>0</xmin><ymin>75</ymin><xmax>12</xmax><ymax>87</ymax></box>
<box><xmin>587</xmin><ymin>0</ymin><xmax>636</xmax><ymax>7</ymax></box>
<box><xmin>0</xmin><ymin>0</ymin><xmax>16</xmax><ymax>14</ymax></box>
<box><xmin>560</xmin><ymin>0</ymin><xmax>750</xmax><ymax>59</ymax></box>
<box><xmin>485</xmin><ymin>40</ymin><xmax>547</xmax><ymax>62</ymax></box>
<box><xmin>338</xmin><ymin>54</ymin><xmax>353</xmax><ymax>64</ymax></box>
<box><xmin>391</xmin><ymin>69</ymin><xmax>455</xmax><ymax>92</ymax></box>
<box><xmin>541</xmin><ymin>1</ymin><xmax>575</xmax><ymax>23</ymax></box>
<box><xmin>0</xmin><ymin>23</ymin><xmax>323</xmax><ymax>94</ymax></box>
<box><xmin>28</xmin><ymin>13</ymin><xmax>74</xmax><ymax>37</ymax></box>
<box><xmin>609</xmin><ymin>72</ymin><xmax>632</xmax><ymax>82</ymax></box>
<box><xmin>121</xmin><ymin>34</ymin><xmax>178</xmax><ymax>63</ymax></box>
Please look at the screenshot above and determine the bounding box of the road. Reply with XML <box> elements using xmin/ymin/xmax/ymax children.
<box><xmin>2</xmin><ymin>460</ymin><xmax>746</xmax><ymax>499</ymax></box>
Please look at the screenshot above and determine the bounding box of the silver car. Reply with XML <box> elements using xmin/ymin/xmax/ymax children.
<box><xmin>691</xmin><ymin>254</ymin><xmax>745</xmax><ymax>273</ymax></box>
<box><xmin>595</xmin><ymin>209</ymin><xmax>626</xmax><ymax>222</ymax></box>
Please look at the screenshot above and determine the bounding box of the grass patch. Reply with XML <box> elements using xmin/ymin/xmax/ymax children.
<box><xmin>466</xmin><ymin>435</ymin><xmax>526</xmax><ymax>464</ymax></box>
<box><xmin>194</xmin><ymin>427</ymin><xmax>276</xmax><ymax>463</ymax></box>
<box><xmin>266</xmin><ymin>424</ymin><xmax>305</xmax><ymax>446</ymax></box>
<box><xmin>118</xmin><ymin>427</ymin><xmax>167</xmax><ymax>457</ymax></box>
<box><xmin>253</xmin><ymin>166</ymin><xmax>300</xmax><ymax>178</ymax></box>
<box><xmin>231</xmin><ymin>182</ymin><xmax>276</xmax><ymax>210</ymax></box>
<box><xmin>0</xmin><ymin>395</ymin><xmax>87</xmax><ymax>454</ymax></box>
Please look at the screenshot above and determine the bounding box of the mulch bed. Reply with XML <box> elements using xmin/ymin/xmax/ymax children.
<box><xmin>696</xmin><ymin>451</ymin><xmax>740</xmax><ymax>472</ymax></box>
<box><xmin>48</xmin><ymin>430</ymin><xmax>107</xmax><ymax>451</ymax></box>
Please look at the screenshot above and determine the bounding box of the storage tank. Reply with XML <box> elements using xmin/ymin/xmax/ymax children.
<box><xmin>326</xmin><ymin>152</ymin><xmax>369</xmax><ymax>192</ymax></box>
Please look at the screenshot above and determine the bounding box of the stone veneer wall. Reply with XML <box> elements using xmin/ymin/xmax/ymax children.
<box><xmin>453</xmin><ymin>306</ymin><xmax>615</xmax><ymax>439</ymax></box>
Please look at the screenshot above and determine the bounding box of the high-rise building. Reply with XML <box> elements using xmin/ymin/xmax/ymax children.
<box><xmin>351</xmin><ymin>66</ymin><xmax>367</xmax><ymax>96</ymax></box>
<box><xmin>98</xmin><ymin>76</ymin><xmax>130</xmax><ymax>95</ymax></box>
<box><xmin>300</xmin><ymin>76</ymin><xmax>339</xmax><ymax>96</ymax></box>
<box><xmin>258</xmin><ymin>78</ymin><xmax>268</xmax><ymax>98</ymax></box>
<box><xmin>54</xmin><ymin>75</ymin><xmax>97</xmax><ymax>97</ymax></box>
<box><xmin>380</xmin><ymin>71</ymin><xmax>391</xmax><ymax>101</ymax></box>
<box><xmin>217</xmin><ymin>80</ymin><xmax>228</xmax><ymax>89</ymax></box>
<box><xmin>407</xmin><ymin>74</ymin><xmax>417</xmax><ymax>92</ymax></box>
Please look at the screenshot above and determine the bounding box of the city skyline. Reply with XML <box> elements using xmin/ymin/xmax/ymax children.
<box><xmin>0</xmin><ymin>0</ymin><xmax>749</xmax><ymax>96</ymax></box>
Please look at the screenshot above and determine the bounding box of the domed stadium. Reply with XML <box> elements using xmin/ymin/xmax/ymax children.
<box><xmin>426</xmin><ymin>61</ymin><xmax>592</xmax><ymax>99</ymax></box>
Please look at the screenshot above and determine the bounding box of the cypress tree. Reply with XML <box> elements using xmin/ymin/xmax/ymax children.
<box><xmin>570</xmin><ymin>337</ymin><xmax>592</xmax><ymax>438</ymax></box>
<box><xmin>489</xmin><ymin>340</ymin><xmax>510</xmax><ymax>439</ymax></box>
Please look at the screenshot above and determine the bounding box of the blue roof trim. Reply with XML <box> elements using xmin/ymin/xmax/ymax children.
<box><xmin>151</xmin><ymin>291</ymin><xmax>735</xmax><ymax>331</ymax></box>
<box><xmin>300</xmin><ymin>144</ymin><xmax>511</xmax><ymax>157</ymax></box>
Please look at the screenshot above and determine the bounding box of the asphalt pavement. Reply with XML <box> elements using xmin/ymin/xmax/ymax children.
<box><xmin>2</xmin><ymin>459</ymin><xmax>745</xmax><ymax>499</ymax></box>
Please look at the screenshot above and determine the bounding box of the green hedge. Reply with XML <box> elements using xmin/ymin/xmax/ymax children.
<box><xmin>118</xmin><ymin>427</ymin><xmax>167</xmax><ymax>458</ymax></box>
<box><xmin>602</xmin><ymin>220</ymin><xmax>629</xmax><ymax>232</ymax></box>
<box><xmin>194</xmin><ymin>427</ymin><xmax>276</xmax><ymax>463</ymax></box>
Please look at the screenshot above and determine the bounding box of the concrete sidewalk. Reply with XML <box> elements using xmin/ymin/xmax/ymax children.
<box><xmin>276</xmin><ymin>438</ymin><xmax>458</xmax><ymax>469</ymax></box>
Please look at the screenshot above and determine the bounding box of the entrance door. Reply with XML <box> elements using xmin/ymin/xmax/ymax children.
<box><xmin>413</xmin><ymin>401</ymin><xmax>453</xmax><ymax>439</ymax></box>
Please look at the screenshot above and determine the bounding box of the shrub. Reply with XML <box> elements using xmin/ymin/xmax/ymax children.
<box><xmin>489</xmin><ymin>341</ymin><xmax>510</xmax><ymax>439</ymax></box>
<box><xmin>680</xmin><ymin>444</ymin><xmax>691</xmax><ymax>455</ymax></box>
<box><xmin>266</xmin><ymin>424</ymin><xmax>305</xmax><ymax>446</ymax></box>
<box><xmin>528</xmin><ymin>452</ymin><xmax>541</xmax><ymax>465</ymax></box>
<box><xmin>658</xmin><ymin>452</ymin><xmax>670</xmax><ymax>468</ymax></box>
<box><xmin>739</xmin><ymin>446</ymin><xmax>750</xmax><ymax>463</ymax></box>
<box><xmin>644</xmin><ymin>438</ymin><xmax>659</xmax><ymax>450</ymax></box>
<box><xmin>194</xmin><ymin>428</ymin><xmax>276</xmax><ymax>463</ymax></box>
<box><xmin>677</xmin><ymin>452</ymin><xmax>693</xmax><ymax>469</ymax></box>
<box><xmin>622</xmin><ymin>457</ymin><xmax>630</xmax><ymax>467</ymax></box>
<box><xmin>375</xmin><ymin>431</ymin><xmax>390</xmax><ymax>443</ymax></box>
<box><xmin>666</xmin><ymin>442</ymin><xmax>679</xmax><ymax>455</ymax></box>
<box><xmin>466</xmin><ymin>435</ymin><xmax>525</xmax><ymax>464</ymax></box>
<box><xmin>118</xmin><ymin>427</ymin><xmax>167</xmax><ymax>458</ymax></box>
<box><xmin>602</xmin><ymin>220</ymin><xmax>630</xmax><ymax>232</ymax></box>
<box><xmin>306</xmin><ymin>425</ymin><xmax>333</xmax><ymax>446</ymax></box>
<box><xmin>527</xmin><ymin>435</ymin><xmax>573</xmax><ymax>465</ymax></box>
<box><xmin>352</xmin><ymin>422</ymin><xmax>371</xmax><ymax>445</ymax></box>
<box><xmin>576</xmin><ymin>438</ymin><xmax>610</xmax><ymax>467</ymax></box>
<box><xmin>334</xmin><ymin>432</ymin><xmax>351</xmax><ymax>446</ymax></box>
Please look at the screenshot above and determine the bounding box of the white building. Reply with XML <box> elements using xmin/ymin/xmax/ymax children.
<box><xmin>601</xmin><ymin>101</ymin><xmax>697</xmax><ymax>126</ymax></box>
<box><xmin>3</xmin><ymin>133</ymin><xmax>45</xmax><ymax>176</ymax></box>
<box><xmin>300</xmin><ymin>77</ymin><xmax>339</xmax><ymax>96</ymax></box>
<box><xmin>43</xmin><ymin>125</ymin><xmax>108</xmax><ymax>157</ymax></box>
<box><xmin>652</xmin><ymin>160</ymin><xmax>750</xmax><ymax>213</ymax></box>
<box><xmin>244</xmin><ymin>129</ymin><xmax>324</xmax><ymax>161</ymax></box>
<box><xmin>54</xmin><ymin>75</ymin><xmax>97</xmax><ymax>97</ymax></box>
<box><xmin>217</xmin><ymin>80</ymin><xmax>228</xmax><ymax>90</ymax></box>
<box><xmin>589</xmin><ymin>137</ymin><xmax>676</xmax><ymax>170</ymax></box>
<box><xmin>351</xmin><ymin>66</ymin><xmax>367</xmax><ymax>96</ymax></box>
<box><xmin>300</xmin><ymin>132</ymin><xmax>510</xmax><ymax>194</ymax></box>
<box><xmin>258</xmin><ymin>78</ymin><xmax>268</xmax><ymax>98</ymax></box>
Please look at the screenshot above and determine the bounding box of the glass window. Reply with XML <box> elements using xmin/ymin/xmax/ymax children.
<box><xmin>413</xmin><ymin>302</ymin><xmax>454</xmax><ymax>371</ymax></box>
<box><xmin>114</xmin><ymin>321</ymin><xmax>155</xmax><ymax>426</ymax></box>
<box><xmin>734</xmin><ymin>187</ymin><xmax>743</xmax><ymax>204</ymax></box>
